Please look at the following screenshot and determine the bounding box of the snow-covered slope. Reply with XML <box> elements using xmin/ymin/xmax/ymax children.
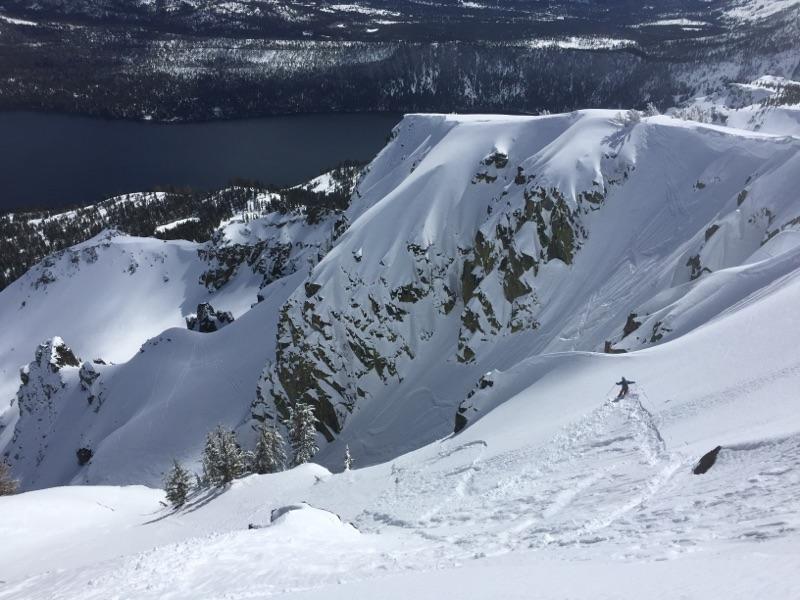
<box><xmin>1</xmin><ymin>260</ymin><xmax>799</xmax><ymax>597</ymax></box>
<box><xmin>4</xmin><ymin>108</ymin><xmax>800</xmax><ymax>494</ymax></box>
<box><xmin>672</xmin><ymin>76</ymin><xmax>800</xmax><ymax>136</ymax></box>
<box><xmin>0</xmin><ymin>196</ymin><xmax>345</xmax><ymax>463</ymax></box>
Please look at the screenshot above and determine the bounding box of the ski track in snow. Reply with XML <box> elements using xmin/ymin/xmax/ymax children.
<box><xmin>354</xmin><ymin>391</ymin><xmax>800</xmax><ymax>565</ymax></box>
<box><xmin>1</xmin><ymin>388</ymin><xmax>800</xmax><ymax>599</ymax></box>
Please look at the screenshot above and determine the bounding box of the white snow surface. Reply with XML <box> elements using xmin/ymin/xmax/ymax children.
<box><xmin>2</xmin><ymin>277</ymin><xmax>800</xmax><ymax>597</ymax></box>
<box><xmin>2</xmin><ymin>104</ymin><xmax>800</xmax><ymax>597</ymax></box>
<box><xmin>154</xmin><ymin>216</ymin><xmax>200</xmax><ymax>233</ymax></box>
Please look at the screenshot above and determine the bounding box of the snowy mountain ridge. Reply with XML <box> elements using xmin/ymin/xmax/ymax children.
<box><xmin>3</xmin><ymin>106</ymin><xmax>800</xmax><ymax>493</ymax></box>
<box><xmin>672</xmin><ymin>75</ymin><xmax>800</xmax><ymax>135</ymax></box>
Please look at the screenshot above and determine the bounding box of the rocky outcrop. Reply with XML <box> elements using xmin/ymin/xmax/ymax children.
<box><xmin>693</xmin><ymin>446</ymin><xmax>722</xmax><ymax>475</ymax></box>
<box><xmin>79</xmin><ymin>361</ymin><xmax>104</xmax><ymax>407</ymax></box>
<box><xmin>186</xmin><ymin>303</ymin><xmax>235</xmax><ymax>333</ymax></box>
<box><xmin>10</xmin><ymin>338</ymin><xmax>82</xmax><ymax>470</ymax></box>
<box><xmin>16</xmin><ymin>337</ymin><xmax>80</xmax><ymax>415</ymax></box>
<box><xmin>253</xmin><ymin>118</ymin><xmax>607</xmax><ymax>442</ymax></box>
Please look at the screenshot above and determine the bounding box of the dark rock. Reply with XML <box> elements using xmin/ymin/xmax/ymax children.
<box><xmin>186</xmin><ymin>302</ymin><xmax>234</xmax><ymax>333</ymax></box>
<box><xmin>686</xmin><ymin>254</ymin><xmax>712</xmax><ymax>281</ymax></box>
<box><xmin>76</xmin><ymin>447</ymin><xmax>93</xmax><ymax>466</ymax></box>
<box><xmin>454</xmin><ymin>410</ymin><xmax>468</xmax><ymax>434</ymax></box>
<box><xmin>604</xmin><ymin>341</ymin><xmax>627</xmax><ymax>354</ymax></box>
<box><xmin>692</xmin><ymin>446</ymin><xmax>722</xmax><ymax>474</ymax></box>
<box><xmin>622</xmin><ymin>313</ymin><xmax>641</xmax><ymax>338</ymax></box>
<box><xmin>704</xmin><ymin>224</ymin><xmax>720</xmax><ymax>241</ymax></box>
<box><xmin>52</xmin><ymin>342</ymin><xmax>80</xmax><ymax>370</ymax></box>
<box><xmin>305</xmin><ymin>282</ymin><xmax>322</xmax><ymax>298</ymax></box>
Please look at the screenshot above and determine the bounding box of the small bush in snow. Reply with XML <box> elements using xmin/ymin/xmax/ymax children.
<box><xmin>644</xmin><ymin>102</ymin><xmax>660</xmax><ymax>117</ymax></box>
<box><xmin>202</xmin><ymin>425</ymin><xmax>247</xmax><ymax>485</ymax></box>
<box><xmin>164</xmin><ymin>459</ymin><xmax>192</xmax><ymax>507</ymax></box>
<box><xmin>0</xmin><ymin>461</ymin><xmax>18</xmax><ymax>496</ymax></box>
<box><xmin>286</xmin><ymin>402</ymin><xmax>319</xmax><ymax>466</ymax></box>
<box><xmin>252</xmin><ymin>422</ymin><xmax>286</xmax><ymax>474</ymax></box>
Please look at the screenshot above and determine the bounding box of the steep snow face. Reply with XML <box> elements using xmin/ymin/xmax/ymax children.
<box><xmin>672</xmin><ymin>76</ymin><xmax>800</xmax><ymax>136</ymax></box>
<box><xmin>257</xmin><ymin>110</ymin><xmax>800</xmax><ymax>462</ymax></box>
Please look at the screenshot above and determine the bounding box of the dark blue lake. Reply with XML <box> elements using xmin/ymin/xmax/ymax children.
<box><xmin>0</xmin><ymin>112</ymin><xmax>401</xmax><ymax>212</ymax></box>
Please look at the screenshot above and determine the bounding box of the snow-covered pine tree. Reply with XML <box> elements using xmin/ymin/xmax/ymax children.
<box><xmin>344</xmin><ymin>444</ymin><xmax>353</xmax><ymax>471</ymax></box>
<box><xmin>164</xmin><ymin>459</ymin><xmax>192</xmax><ymax>508</ymax></box>
<box><xmin>202</xmin><ymin>425</ymin><xmax>247</xmax><ymax>485</ymax></box>
<box><xmin>252</xmin><ymin>422</ymin><xmax>286</xmax><ymax>474</ymax></box>
<box><xmin>0</xmin><ymin>460</ymin><xmax>18</xmax><ymax>496</ymax></box>
<box><xmin>287</xmin><ymin>402</ymin><xmax>319</xmax><ymax>466</ymax></box>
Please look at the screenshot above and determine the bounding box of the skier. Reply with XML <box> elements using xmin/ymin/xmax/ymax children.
<box><xmin>615</xmin><ymin>376</ymin><xmax>635</xmax><ymax>400</ymax></box>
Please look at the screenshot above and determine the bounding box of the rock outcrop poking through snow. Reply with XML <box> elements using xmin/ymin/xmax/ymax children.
<box><xmin>16</xmin><ymin>337</ymin><xmax>80</xmax><ymax>412</ymax></box>
<box><xmin>10</xmin><ymin>338</ymin><xmax>81</xmax><ymax>471</ymax></box>
<box><xmin>186</xmin><ymin>303</ymin><xmax>235</xmax><ymax>333</ymax></box>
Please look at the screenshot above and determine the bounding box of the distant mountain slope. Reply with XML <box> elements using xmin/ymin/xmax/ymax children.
<box><xmin>3</xmin><ymin>104</ymin><xmax>800</xmax><ymax>490</ymax></box>
<box><xmin>0</xmin><ymin>174</ymin><xmax>354</xmax><ymax>464</ymax></box>
<box><xmin>671</xmin><ymin>75</ymin><xmax>800</xmax><ymax>135</ymax></box>
<box><xmin>0</xmin><ymin>0</ymin><xmax>797</xmax><ymax>119</ymax></box>
<box><xmin>0</xmin><ymin>162</ymin><xmax>362</xmax><ymax>291</ymax></box>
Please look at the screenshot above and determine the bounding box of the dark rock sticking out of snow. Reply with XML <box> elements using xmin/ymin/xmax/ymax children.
<box><xmin>186</xmin><ymin>302</ymin><xmax>234</xmax><ymax>333</ymax></box>
<box><xmin>693</xmin><ymin>445</ymin><xmax>722</xmax><ymax>474</ymax></box>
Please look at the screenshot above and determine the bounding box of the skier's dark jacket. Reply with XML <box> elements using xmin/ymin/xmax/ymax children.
<box><xmin>616</xmin><ymin>377</ymin><xmax>635</xmax><ymax>398</ymax></box>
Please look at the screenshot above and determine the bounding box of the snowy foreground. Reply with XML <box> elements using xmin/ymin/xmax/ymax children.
<box><xmin>3</xmin><ymin>278</ymin><xmax>800</xmax><ymax>598</ymax></box>
<box><xmin>2</xmin><ymin>100</ymin><xmax>800</xmax><ymax>597</ymax></box>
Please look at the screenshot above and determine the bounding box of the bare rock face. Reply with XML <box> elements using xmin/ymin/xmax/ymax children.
<box><xmin>16</xmin><ymin>337</ymin><xmax>80</xmax><ymax>413</ymax></box>
<box><xmin>693</xmin><ymin>446</ymin><xmax>722</xmax><ymax>475</ymax></box>
<box><xmin>79</xmin><ymin>362</ymin><xmax>104</xmax><ymax>406</ymax></box>
<box><xmin>9</xmin><ymin>338</ymin><xmax>82</xmax><ymax>479</ymax></box>
<box><xmin>455</xmin><ymin>372</ymin><xmax>495</xmax><ymax>434</ymax></box>
<box><xmin>76</xmin><ymin>447</ymin><xmax>93</xmax><ymax>466</ymax></box>
<box><xmin>253</xmin><ymin>121</ymin><xmax>598</xmax><ymax>443</ymax></box>
<box><xmin>186</xmin><ymin>302</ymin><xmax>234</xmax><ymax>333</ymax></box>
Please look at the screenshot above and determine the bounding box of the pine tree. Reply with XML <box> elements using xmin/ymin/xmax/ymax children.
<box><xmin>164</xmin><ymin>459</ymin><xmax>192</xmax><ymax>508</ymax></box>
<box><xmin>344</xmin><ymin>444</ymin><xmax>353</xmax><ymax>471</ymax></box>
<box><xmin>202</xmin><ymin>425</ymin><xmax>247</xmax><ymax>485</ymax></box>
<box><xmin>252</xmin><ymin>422</ymin><xmax>286</xmax><ymax>474</ymax></box>
<box><xmin>0</xmin><ymin>460</ymin><xmax>18</xmax><ymax>496</ymax></box>
<box><xmin>287</xmin><ymin>402</ymin><xmax>319</xmax><ymax>466</ymax></box>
